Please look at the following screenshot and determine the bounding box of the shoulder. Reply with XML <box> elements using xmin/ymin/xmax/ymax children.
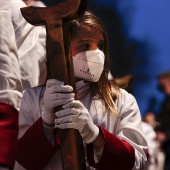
<box><xmin>115</xmin><ymin>88</ymin><xmax>140</xmax><ymax>115</ymax></box>
<box><xmin>117</xmin><ymin>88</ymin><xmax>136</xmax><ymax>104</ymax></box>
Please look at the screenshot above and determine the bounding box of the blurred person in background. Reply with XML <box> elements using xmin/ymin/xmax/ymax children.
<box><xmin>143</xmin><ymin>112</ymin><xmax>158</xmax><ymax>129</ymax></box>
<box><xmin>0</xmin><ymin>0</ymin><xmax>47</xmax><ymax>169</ymax></box>
<box><xmin>143</xmin><ymin>112</ymin><xmax>165</xmax><ymax>170</ymax></box>
<box><xmin>141</xmin><ymin>121</ymin><xmax>158</xmax><ymax>170</ymax></box>
<box><xmin>156</xmin><ymin>70</ymin><xmax>170</xmax><ymax>170</ymax></box>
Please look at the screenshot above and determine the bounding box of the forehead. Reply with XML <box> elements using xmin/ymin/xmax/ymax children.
<box><xmin>72</xmin><ymin>26</ymin><xmax>104</xmax><ymax>41</ymax></box>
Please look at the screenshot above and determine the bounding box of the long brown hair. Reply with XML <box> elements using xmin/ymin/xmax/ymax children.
<box><xmin>69</xmin><ymin>11</ymin><xmax>120</xmax><ymax>115</ymax></box>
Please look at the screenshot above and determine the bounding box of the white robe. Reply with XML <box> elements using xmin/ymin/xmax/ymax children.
<box><xmin>10</xmin><ymin>0</ymin><xmax>47</xmax><ymax>89</ymax></box>
<box><xmin>15</xmin><ymin>81</ymin><xmax>148</xmax><ymax>170</ymax></box>
<box><xmin>0</xmin><ymin>0</ymin><xmax>22</xmax><ymax>110</ymax></box>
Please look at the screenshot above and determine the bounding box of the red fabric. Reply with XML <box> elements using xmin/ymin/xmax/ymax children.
<box><xmin>146</xmin><ymin>149</ymin><xmax>150</xmax><ymax>159</ymax></box>
<box><xmin>0</xmin><ymin>102</ymin><xmax>18</xmax><ymax>169</ymax></box>
<box><xmin>87</xmin><ymin>126</ymin><xmax>135</xmax><ymax>170</ymax></box>
<box><xmin>16</xmin><ymin>117</ymin><xmax>59</xmax><ymax>170</ymax></box>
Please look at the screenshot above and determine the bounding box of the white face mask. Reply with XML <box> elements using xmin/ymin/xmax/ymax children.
<box><xmin>73</xmin><ymin>49</ymin><xmax>105</xmax><ymax>82</ymax></box>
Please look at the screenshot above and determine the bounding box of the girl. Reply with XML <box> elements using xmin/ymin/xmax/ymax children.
<box><xmin>15</xmin><ymin>11</ymin><xmax>148</xmax><ymax>170</ymax></box>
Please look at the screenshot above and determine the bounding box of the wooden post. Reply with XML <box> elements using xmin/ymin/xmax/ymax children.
<box><xmin>20</xmin><ymin>0</ymin><xmax>88</xmax><ymax>169</ymax></box>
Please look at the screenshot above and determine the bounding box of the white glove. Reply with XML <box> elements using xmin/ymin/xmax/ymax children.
<box><xmin>54</xmin><ymin>100</ymin><xmax>99</xmax><ymax>144</ymax></box>
<box><xmin>42</xmin><ymin>79</ymin><xmax>75</xmax><ymax>126</ymax></box>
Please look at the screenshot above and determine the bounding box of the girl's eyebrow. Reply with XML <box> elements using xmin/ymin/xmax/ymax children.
<box><xmin>78</xmin><ymin>39</ymin><xmax>92</xmax><ymax>43</ymax></box>
<box><xmin>78</xmin><ymin>38</ymin><xmax>104</xmax><ymax>43</ymax></box>
<box><xmin>98</xmin><ymin>40</ymin><xmax>104</xmax><ymax>43</ymax></box>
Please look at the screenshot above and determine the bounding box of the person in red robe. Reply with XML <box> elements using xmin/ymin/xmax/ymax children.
<box><xmin>0</xmin><ymin>0</ymin><xmax>22</xmax><ymax>169</ymax></box>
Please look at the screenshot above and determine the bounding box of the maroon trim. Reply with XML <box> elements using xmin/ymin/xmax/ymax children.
<box><xmin>16</xmin><ymin>117</ymin><xmax>59</xmax><ymax>170</ymax></box>
<box><xmin>0</xmin><ymin>102</ymin><xmax>18</xmax><ymax>169</ymax></box>
<box><xmin>87</xmin><ymin>126</ymin><xmax>135</xmax><ymax>170</ymax></box>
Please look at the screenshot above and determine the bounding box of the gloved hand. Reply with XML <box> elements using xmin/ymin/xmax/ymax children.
<box><xmin>54</xmin><ymin>100</ymin><xmax>99</xmax><ymax>144</ymax></box>
<box><xmin>42</xmin><ymin>79</ymin><xmax>75</xmax><ymax>126</ymax></box>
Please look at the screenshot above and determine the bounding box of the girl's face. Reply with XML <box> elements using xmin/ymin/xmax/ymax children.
<box><xmin>71</xmin><ymin>26</ymin><xmax>104</xmax><ymax>56</ymax></box>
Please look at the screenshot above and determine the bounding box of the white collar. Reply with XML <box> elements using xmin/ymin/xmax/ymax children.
<box><xmin>76</xmin><ymin>80</ymin><xmax>90</xmax><ymax>99</ymax></box>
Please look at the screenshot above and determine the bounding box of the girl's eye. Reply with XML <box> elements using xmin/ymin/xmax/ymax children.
<box><xmin>98</xmin><ymin>42</ymin><xmax>104</xmax><ymax>51</ymax></box>
<box><xmin>80</xmin><ymin>43</ymin><xmax>90</xmax><ymax>51</ymax></box>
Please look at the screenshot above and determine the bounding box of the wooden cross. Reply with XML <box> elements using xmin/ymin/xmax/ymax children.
<box><xmin>20</xmin><ymin>0</ymin><xmax>88</xmax><ymax>169</ymax></box>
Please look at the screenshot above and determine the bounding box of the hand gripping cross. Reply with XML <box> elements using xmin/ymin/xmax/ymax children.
<box><xmin>20</xmin><ymin>0</ymin><xmax>88</xmax><ymax>169</ymax></box>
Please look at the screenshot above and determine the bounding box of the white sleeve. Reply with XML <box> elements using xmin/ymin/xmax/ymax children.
<box><xmin>0</xmin><ymin>0</ymin><xmax>23</xmax><ymax>110</ymax></box>
<box><xmin>19</xmin><ymin>88</ymin><xmax>54</xmax><ymax>142</ymax></box>
<box><xmin>116</xmin><ymin>89</ymin><xmax>148</xmax><ymax>170</ymax></box>
<box><xmin>10</xmin><ymin>0</ymin><xmax>47</xmax><ymax>89</ymax></box>
<box><xmin>18</xmin><ymin>90</ymin><xmax>35</xmax><ymax>138</ymax></box>
<box><xmin>18</xmin><ymin>87</ymin><xmax>44</xmax><ymax>138</ymax></box>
